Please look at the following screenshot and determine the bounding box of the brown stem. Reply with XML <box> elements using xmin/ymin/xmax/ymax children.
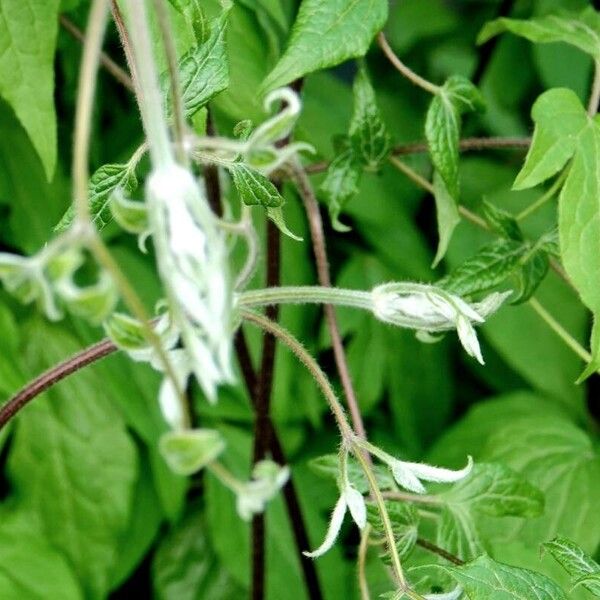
<box><xmin>60</xmin><ymin>15</ymin><xmax>135</xmax><ymax>92</ymax></box>
<box><xmin>304</xmin><ymin>136</ymin><xmax>531</xmax><ymax>175</ymax></box>
<box><xmin>416</xmin><ymin>538</ymin><xmax>465</xmax><ymax>566</ymax></box>
<box><xmin>289</xmin><ymin>161</ymin><xmax>368</xmax><ymax>442</ymax></box>
<box><xmin>0</xmin><ymin>338</ymin><xmax>117</xmax><ymax>430</ymax></box>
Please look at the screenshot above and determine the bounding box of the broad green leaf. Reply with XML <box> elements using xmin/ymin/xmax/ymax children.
<box><xmin>578</xmin><ymin>319</ymin><xmax>600</xmax><ymax>382</ymax></box>
<box><xmin>543</xmin><ymin>536</ymin><xmax>600</xmax><ymax>596</ymax></box>
<box><xmin>432</xmin><ymin>171</ymin><xmax>460</xmax><ymax>267</ymax></box>
<box><xmin>0</xmin><ymin>0</ymin><xmax>59</xmax><ymax>178</ymax></box>
<box><xmin>482</xmin><ymin>415</ymin><xmax>600</xmax><ymax>552</ymax></box>
<box><xmin>439</xmin><ymin>463</ymin><xmax>544</xmax><ymax>519</ymax></box>
<box><xmin>425</xmin><ymin>76</ymin><xmax>484</xmax><ymax>200</ymax></box>
<box><xmin>513</xmin><ymin>88</ymin><xmax>587</xmax><ymax>191</ymax></box>
<box><xmin>55</xmin><ymin>163</ymin><xmax>138</xmax><ymax>233</ymax></box>
<box><xmin>229</xmin><ymin>162</ymin><xmax>284</xmax><ymax>207</ymax></box>
<box><xmin>0</xmin><ymin>507</ymin><xmax>82</xmax><ymax>599</ymax></box>
<box><xmin>349</xmin><ymin>63</ymin><xmax>390</xmax><ymax>170</ymax></box>
<box><xmin>262</xmin><ymin>0</ymin><xmax>388</xmax><ymax>91</ymax></box>
<box><xmin>478</xmin><ymin>8</ymin><xmax>600</xmax><ymax>62</ymax></box>
<box><xmin>167</xmin><ymin>0</ymin><xmax>209</xmax><ymax>43</ymax></box>
<box><xmin>445</xmin><ymin>554</ymin><xmax>568</xmax><ymax>600</ymax></box>
<box><xmin>152</xmin><ymin>508</ymin><xmax>242</xmax><ymax>600</ymax></box>
<box><xmin>159</xmin><ymin>429</ymin><xmax>226</xmax><ymax>475</ymax></box>
<box><xmin>320</xmin><ymin>146</ymin><xmax>362</xmax><ymax>232</ymax></box>
<box><xmin>171</xmin><ymin>7</ymin><xmax>230</xmax><ymax>118</ymax></box>
<box><xmin>440</xmin><ymin>239</ymin><xmax>525</xmax><ymax>297</ymax></box>
<box><xmin>8</xmin><ymin>319</ymin><xmax>138</xmax><ymax>599</ymax></box>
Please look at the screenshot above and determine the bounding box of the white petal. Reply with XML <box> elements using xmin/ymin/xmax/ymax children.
<box><xmin>404</xmin><ymin>456</ymin><xmax>473</xmax><ymax>484</ymax></box>
<box><xmin>391</xmin><ymin>462</ymin><xmax>426</xmax><ymax>494</ymax></box>
<box><xmin>456</xmin><ymin>315</ymin><xmax>484</xmax><ymax>365</ymax></box>
<box><xmin>158</xmin><ymin>378</ymin><xmax>184</xmax><ymax>429</ymax></box>
<box><xmin>304</xmin><ymin>494</ymin><xmax>347</xmax><ymax>558</ymax></box>
<box><xmin>344</xmin><ymin>485</ymin><xmax>366</xmax><ymax>530</ymax></box>
<box><xmin>425</xmin><ymin>587</ymin><xmax>463</xmax><ymax>600</ymax></box>
<box><xmin>471</xmin><ymin>290</ymin><xmax>512</xmax><ymax>318</ymax></box>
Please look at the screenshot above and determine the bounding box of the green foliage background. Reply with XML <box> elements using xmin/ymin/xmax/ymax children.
<box><xmin>0</xmin><ymin>0</ymin><xmax>599</xmax><ymax>598</ymax></box>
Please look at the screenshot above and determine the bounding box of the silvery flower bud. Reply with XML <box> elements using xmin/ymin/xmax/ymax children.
<box><xmin>146</xmin><ymin>163</ymin><xmax>234</xmax><ymax>401</ymax></box>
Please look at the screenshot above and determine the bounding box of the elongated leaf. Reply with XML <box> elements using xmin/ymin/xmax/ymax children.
<box><xmin>482</xmin><ymin>200</ymin><xmax>523</xmax><ymax>241</ymax></box>
<box><xmin>559</xmin><ymin>123</ymin><xmax>600</xmax><ymax>316</ymax></box>
<box><xmin>262</xmin><ymin>0</ymin><xmax>387</xmax><ymax>91</ymax></box>
<box><xmin>349</xmin><ymin>64</ymin><xmax>390</xmax><ymax>170</ymax></box>
<box><xmin>172</xmin><ymin>8</ymin><xmax>230</xmax><ymax>118</ymax></box>
<box><xmin>55</xmin><ymin>163</ymin><xmax>138</xmax><ymax>233</ymax></box>
<box><xmin>478</xmin><ymin>8</ymin><xmax>600</xmax><ymax>62</ymax></box>
<box><xmin>432</xmin><ymin>171</ymin><xmax>460</xmax><ymax>267</ymax></box>
<box><xmin>511</xmin><ymin>248</ymin><xmax>548</xmax><ymax>304</ymax></box>
<box><xmin>7</xmin><ymin>319</ymin><xmax>138</xmax><ymax>599</ymax></box>
<box><xmin>543</xmin><ymin>536</ymin><xmax>600</xmax><ymax>596</ymax></box>
<box><xmin>440</xmin><ymin>239</ymin><xmax>525</xmax><ymax>297</ymax></box>
<box><xmin>513</xmin><ymin>88</ymin><xmax>587</xmax><ymax>191</ymax></box>
<box><xmin>229</xmin><ymin>162</ymin><xmax>284</xmax><ymax>208</ymax></box>
<box><xmin>446</xmin><ymin>554</ymin><xmax>567</xmax><ymax>600</ymax></box>
<box><xmin>320</xmin><ymin>146</ymin><xmax>362</xmax><ymax>232</ymax></box>
<box><xmin>0</xmin><ymin>0</ymin><xmax>59</xmax><ymax>178</ymax></box>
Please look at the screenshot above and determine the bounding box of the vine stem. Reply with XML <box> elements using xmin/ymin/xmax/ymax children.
<box><xmin>241</xmin><ymin>309</ymin><xmax>419</xmax><ymax>594</ymax></box>
<box><xmin>288</xmin><ymin>160</ymin><xmax>369</xmax><ymax>442</ymax></box>
<box><xmin>358</xmin><ymin>524</ymin><xmax>372</xmax><ymax>600</ymax></box>
<box><xmin>516</xmin><ymin>171</ymin><xmax>567</xmax><ymax>221</ymax></box>
<box><xmin>59</xmin><ymin>15</ymin><xmax>134</xmax><ymax>92</ymax></box>
<box><xmin>529</xmin><ymin>298</ymin><xmax>591</xmax><ymax>363</ymax></box>
<box><xmin>377</xmin><ymin>32</ymin><xmax>440</xmax><ymax>95</ymax></box>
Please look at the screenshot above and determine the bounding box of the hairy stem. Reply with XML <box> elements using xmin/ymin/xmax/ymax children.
<box><xmin>60</xmin><ymin>15</ymin><xmax>134</xmax><ymax>92</ymax></box>
<box><xmin>416</xmin><ymin>538</ymin><xmax>465</xmax><ymax>566</ymax></box>
<box><xmin>358</xmin><ymin>524</ymin><xmax>372</xmax><ymax>600</ymax></box>
<box><xmin>289</xmin><ymin>160</ymin><xmax>368</xmax><ymax>442</ymax></box>
<box><xmin>241</xmin><ymin>310</ymin><xmax>413</xmax><ymax>591</ymax></box>
<box><xmin>377</xmin><ymin>32</ymin><xmax>440</xmax><ymax>95</ymax></box>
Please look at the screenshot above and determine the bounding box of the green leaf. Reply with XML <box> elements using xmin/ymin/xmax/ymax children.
<box><xmin>0</xmin><ymin>0</ymin><xmax>59</xmax><ymax>178</ymax></box>
<box><xmin>55</xmin><ymin>163</ymin><xmax>138</xmax><ymax>233</ymax></box>
<box><xmin>366</xmin><ymin>501</ymin><xmax>419</xmax><ymax>560</ymax></box>
<box><xmin>543</xmin><ymin>536</ymin><xmax>600</xmax><ymax>596</ymax></box>
<box><xmin>172</xmin><ymin>7</ymin><xmax>230</xmax><ymax>118</ymax></box>
<box><xmin>432</xmin><ymin>171</ymin><xmax>460</xmax><ymax>267</ymax></box>
<box><xmin>482</xmin><ymin>200</ymin><xmax>523</xmax><ymax>241</ymax></box>
<box><xmin>439</xmin><ymin>239</ymin><xmax>525</xmax><ymax>297</ymax></box>
<box><xmin>110</xmin><ymin>190</ymin><xmax>149</xmax><ymax>235</ymax></box>
<box><xmin>440</xmin><ymin>463</ymin><xmax>544</xmax><ymax>519</ymax></box>
<box><xmin>262</xmin><ymin>0</ymin><xmax>388</xmax><ymax>91</ymax></box>
<box><xmin>7</xmin><ymin>319</ymin><xmax>138</xmax><ymax>599</ymax></box>
<box><xmin>152</xmin><ymin>508</ymin><xmax>242</xmax><ymax>600</ymax></box>
<box><xmin>511</xmin><ymin>248</ymin><xmax>549</xmax><ymax>305</ymax></box>
<box><xmin>349</xmin><ymin>63</ymin><xmax>390</xmax><ymax>170</ymax></box>
<box><xmin>478</xmin><ymin>8</ymin><xmax>600</xmax><ymax>62</ymax></box>
<box><xmin>0</xmin><ymin>507</ymin><xmax>83</xmax><ymax>599</ymax></box>
<box><xmin>558</xmin><ymin>122</ymin><xmax>600</xmax><ymax>316</ymax></box>
<box><xmin>229</xmin><ymin>162</ymin><xmax>284</xmax><ymax>207</ymax></box>
<box><xmin>266</xmin><ymin>206</ymin><xmax>303</xmax><ymax>241</ymax></box>
<box><xmin>482</xmin><ymin>415</ymin><xmax>600</xmax><ymax>551</ymax></box>
<box><xmin>513</xmin><ymin>88</ymin><xmax>587</xmax><ymax>191</ymax></box>
<box><xmin>445</xmin><ymin>554</ymin><xmax>568</xmax><ymax>600</ymax></box>
<box><xmin>104</xmin><ymin>312</ymin><xmax>149</xmax><ymax>352</ymax></box>
<box><xmin>320</xmin><ymin>146</ymin><xmax>362</xmax><ymax>232</ymax></box>
<box><xmin>577</xmin><ymin>318</ymin><xmax>600</xmax><ymax>382</ymax></box>
<box><xmin>159</xmin><ymin>429</ymin><xmax>226</xmax><ymax>476</ymax></box>
<box><xmin>425</xmin><ymin>75</ymin><xmax>484</xmax><ymax>200</ymax></box>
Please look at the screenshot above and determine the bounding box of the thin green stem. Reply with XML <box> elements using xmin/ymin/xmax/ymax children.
<box><xmin>208</xmin><ymin>460</ymin><xmax>244</xmax><ymax>494</ymax></box>
<box><xmin>241</xmin><ymin>310</ymin><xmax>412</xmax><ymax>591</ymax></box>
<box><xmin>388</xmin><ymin>156</ymin><xmax>434</xmax><ymax>194</ymax></box>
<box><xmin>517</xmin><ymin>171</ymin><xmax>567</xmax><ymax>221</ymax></box>
<box><xmin>588</xmin><ymin>60</ymin><xmax>600</xmax><ymax>116</ymax></box>
<box><xmin>238</xmin><ymin>286</ymin><xmax>373</xmax><ymax>311</ymax></box>
<box><xmin>529</xmin><ymin>297</ymin><xmax>591</xmax><ymax>363</ymax></box>
<box><xmin>378</xmin><ymin>32</ymin><xmax>440</xmax><ymax>95</ymax></box>
<box><xmin>381</xmin><ymin>491</ymin><xmax>441</xmax><ymax>505</ymax></box>
<box><xmin>151</xmin><ymin>0</ymin><xmax>187</xmax><ymax>165</ymax></box>
<box><xmin>72</xmin><ymin>0</ymin><xmax>110</xmax><ymax>224</ymax></box>
<box><xmin>358</xmin><ymin>524</ymin><xmax>372</xmax><ymax>600</ymax></box>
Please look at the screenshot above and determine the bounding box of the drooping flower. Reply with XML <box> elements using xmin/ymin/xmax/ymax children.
<box><xmin>389</xmin><ymin>456</ymin><xmax>473</xmax><ymax>494</ymax></box>
<box><xmin>236</xmin><ymin>460</ymin><xmax>290</xmax><ymax>520</ymax></box>
<box><xmin>371</xmin><ymin>282</ymin><xmax>510</xmax><ymax>364</ymax></box>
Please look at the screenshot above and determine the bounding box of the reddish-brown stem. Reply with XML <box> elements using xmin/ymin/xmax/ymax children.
<box><xmin>289</xmin><ymin>162</ymin><xmax>368</xmax><ymax>442</ymax></box>
<box><xmin>416</xmin><ymin>538</ymin><xmax>465</xmax><ymax>566</ymax></box>
<box><xmin>60</xmin><ymin>15</ymin><xmax>135</xmax><ymax>92</ymax></box>
<box><xmin>0</xmin><ymin>339</ymin><xmax>117</xmax><ymax>429</ymax></box>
